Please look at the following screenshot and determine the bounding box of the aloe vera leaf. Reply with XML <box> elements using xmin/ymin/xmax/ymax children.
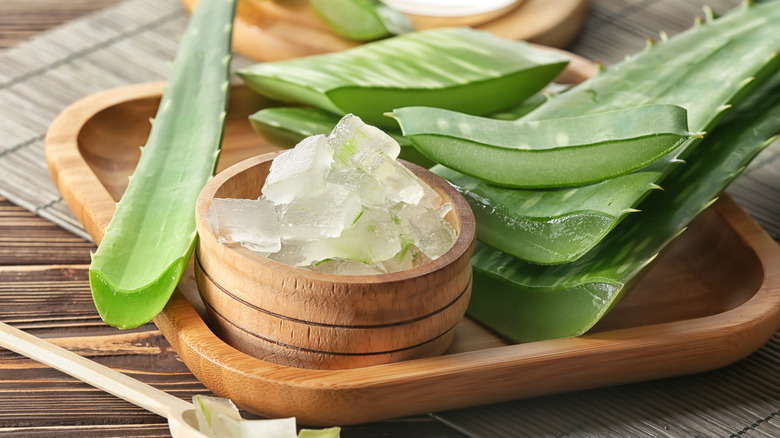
<box><xmin>88</xmin><ymin>0</ymin><xmax>236</xmax><ymax>329</ymax></box>
<box><xmin>237</xmin><ymin>27</ymin><xmax>569</xmax><ymax>127</ymax></box>
<box><xmin>430</xmin><ymin>1</ymin><xmax>780</xmax><ymax>264</ymax></box>
<box><xmin>468</xmin><ymin>65</ymin><xmax>780</xmax><ymax>343</ymax></box>
<box><xmin>390</xmin><ymin>104</ymin><xmax>696</xmax><ymax>188</ymax></box>
<box><xmin>310</xmin><ymin>0</ymin><xmax>413</xmax><ymax>41</ymax></box>
<box><xmin>432</xmin><ymin>166</ymin><xmax>661</xmax><ymax>264</ymax></box>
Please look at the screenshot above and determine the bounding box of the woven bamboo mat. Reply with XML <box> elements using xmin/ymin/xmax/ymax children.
<box><xmin>1</xmin><ymin>0</ymin><xmax>779</xmax><ymax>436</ymax></box>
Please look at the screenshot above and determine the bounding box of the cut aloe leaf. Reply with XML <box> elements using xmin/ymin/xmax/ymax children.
<box><xmin>248</xmin><ymin>106</ymin><xmax>434</xmax><ymax>166</ymax></box>
<box><xmin>433</xmin><ymin>166</ymin><xmax>661</xmax><ymax>264</ymax></box>
<box><xmin>237</xmin><ymin>27</ymin><xmax>569</xmax><ymax>127</ymax></box>
<box><xmin>310</xmin><ymin>0</ymin><xmax>413</xmax><ymax>41</ymax></box>
<box><xmin>88</xmin><ymin>0</ymin><xmax>236</xmax><ymax>329</ymax></box>
<box><xmin>469</xmin><ymin>65</ymin><xmax>780</xmax><ymax>343</ymax></box>
<box><xmin>390</xmin><ymin>104</ymin><xmax>696</xmax><ymax>188</ymax></box>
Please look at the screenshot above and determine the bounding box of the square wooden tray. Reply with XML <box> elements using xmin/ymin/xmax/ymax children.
<box><xmin>45</xmin><ymin>81</ymin><xmax>780</xmax><ymax>426</ymax></box>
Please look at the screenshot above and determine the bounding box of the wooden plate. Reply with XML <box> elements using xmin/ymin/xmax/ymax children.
<box><xmin>45</xmin><ymin>62</ymin><xmax>780</xmax><ymax>425</ymax></box>
<box><xmin>180</xmin><ymin>0</ymin><xmax>588</xmax><ymax>61</ymax></box>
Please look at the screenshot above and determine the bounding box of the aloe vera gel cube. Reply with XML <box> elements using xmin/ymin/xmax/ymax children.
<box><xmin>207</xmin><ymin>198</ymin><xmax>281</xmax><ymax>254</ymax></box>
<box><xmin>279</xmin><ymin>183</ymin><xmax>363</xmax><ymax>239</ymax></box>
<box><xmin>262</xmin><ymin>134</ymin><xmax>334</xmax><ymax>204</ymax></box>
<box><xmin>395</xmin><ymin>203</ymin><xmax>457</xmax><ymax>260</ymax></box>
<box><xmin>329</xmin><ymin>113</ymin><xmax>401</xmax><ymax>164</ymax></box>
<box><xmin>325</xmin><ymin>167</ymin><xmax>387</xmax><ymax>207</ymax></box>
<box><xmin>309</xmin><ymin>206</ymin><xmax>404</xmax><ymax>264</ymax></box>
<box><xmin>352</xmin><ymin>147</ymin><xmax>425</xmax><ymax>205</ymax></box>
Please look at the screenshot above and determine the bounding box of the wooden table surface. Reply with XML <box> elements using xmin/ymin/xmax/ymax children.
<box><xmin>2</xmin><ymin>0</ymin><xmax>779</xmax><ymax>437</ymax></box>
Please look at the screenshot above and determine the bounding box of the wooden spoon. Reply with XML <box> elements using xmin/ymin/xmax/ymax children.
<box><xmin>0</xmin><ymin>321</ymin><xmax>207</xmax><ymax>437</ymax></box>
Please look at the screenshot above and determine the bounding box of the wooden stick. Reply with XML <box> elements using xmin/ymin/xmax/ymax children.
<box><xmin>0</xmin><ymin>320</ymin><xmax>194</xmax><ymax>426</ymax></box>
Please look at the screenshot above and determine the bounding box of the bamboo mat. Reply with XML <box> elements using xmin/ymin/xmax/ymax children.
<box><xmin>1</xmin><ymin>0</ymin><xmax>780</xmax><ymax>436</ymax></box>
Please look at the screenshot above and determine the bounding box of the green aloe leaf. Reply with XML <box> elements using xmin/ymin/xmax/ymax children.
<box><xmin>468</xmin><ymin>65</ymin><xmax>780</xmax><ymax>343</ymax></box>
<box><xmin>437</xmin><ymin>0</ymin><xmax>780</xmax><ymax>264</ymax></box>
<box><xmin>432</xmin><ymin>166</ymin><xmax>661</xmax><ymax>264</ymax></box>
<box><xmin>310</xmin><ymin>0</ymin><xmax>413</xmax><ymax>41</ymax></box>
<box><xmin>88</xmin><ymin>0</ymin><xmax>236</xmax><ymax>329</ymax></box>
<box><xmin>237</xmin><ymin>27</ymin><xmax>569</xmax><ymax>127</ymax></box>
<box><xmin>390</xmin><ymin>104</ymin><xmax>696</xmax><ymax>188</ymax></box>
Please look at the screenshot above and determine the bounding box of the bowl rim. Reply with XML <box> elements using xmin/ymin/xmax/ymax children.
<box><xmin>195</xmin><ymin>151</ymin><xmax>477</xmax><ymax>285</ymax></box>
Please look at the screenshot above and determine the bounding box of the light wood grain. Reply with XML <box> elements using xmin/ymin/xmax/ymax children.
<box><xmin>181</xmin><ymin>0</ymin><xmax>588</xmax><ymax>62</ymax></box>
<box><xmin>193</xmin><ymin>153</ymin><xmax>476</xmax><ymax>369</ymax></box>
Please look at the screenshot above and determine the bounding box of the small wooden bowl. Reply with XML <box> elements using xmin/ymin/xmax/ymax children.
<box><xmin>194</xmin><ymin>152</ymin><xmax>476</xmax><ymax>370</ymax></box>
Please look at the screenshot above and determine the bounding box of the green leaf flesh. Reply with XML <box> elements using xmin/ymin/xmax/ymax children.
<box><xmin>88</xmin><ymin>0</ymin><xmax>236</xmax><ymax>329</ymax></box>
<box><xmin>468</xmin><ymin>62</ymin><xmax>780</xmax><ymax>344</ymax></box>
<box><xmin>391</xmin><ymin>104</ymin><xmax>694</xmax><ymax>188</ymax></box>
<box><xmin>310</xmin><ymin>0</ymin><xmax>413</xmax><ymax>41</ymax></box>
<box><xmin>237</xmin><ymin>27</ymin><xmax>569</xmax><ymax>127</ymax></box>
<box><xmin>432</xmin><ymin>166</ymin><xmax>661</xmax><ymax>264</ymax></box>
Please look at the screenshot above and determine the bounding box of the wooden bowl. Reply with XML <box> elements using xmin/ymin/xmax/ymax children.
<box><xmin>194</xmin><ymin>152</ymin><xmax>476</xmax><ymax>370</ymax></box>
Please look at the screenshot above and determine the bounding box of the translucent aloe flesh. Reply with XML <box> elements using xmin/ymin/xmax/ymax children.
<box><xmin>433</xmin><ymin>1</ymin><xmax>780</xmax><ymax>264</ymax></box>
<box><xmin>237</xmin><ymin>27</ymin><xmax>569</xmax><ymax>127</ymax></box>
<box><xmin>469</xmin><ymin>63</ymin><xmax>780</xmax><ymax>343</ymax></box>
<box><xmin>310</xmin><ymin>0</ymin><xmax>413</xmax><ymax>41</ymax></box>
<box><xmin>89</xmin><ymin>0</ymin><xmax>236</xmax><ymax>329</ymax></box>
<box><xmin>390</xmin><ymin>104</ymin><xmax>696</xmax><ymax>188</ymax></box>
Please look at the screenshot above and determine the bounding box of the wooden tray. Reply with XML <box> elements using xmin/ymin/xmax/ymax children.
<box><xmin>45</xmin><ymin>75</ymin><xmax>780</xmax><ymax>425</ymax></box>
<box><xmin>180</xmin><ymin>0</ymin><xmax>589</xmax><ymax>61</ymax></box>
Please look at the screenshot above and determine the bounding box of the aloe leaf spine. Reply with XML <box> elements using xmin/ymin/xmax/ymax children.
<box><xmin>88</xmin><ymin>0</ymin><xmax>236</xmax><ymax>329</ymax></box>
